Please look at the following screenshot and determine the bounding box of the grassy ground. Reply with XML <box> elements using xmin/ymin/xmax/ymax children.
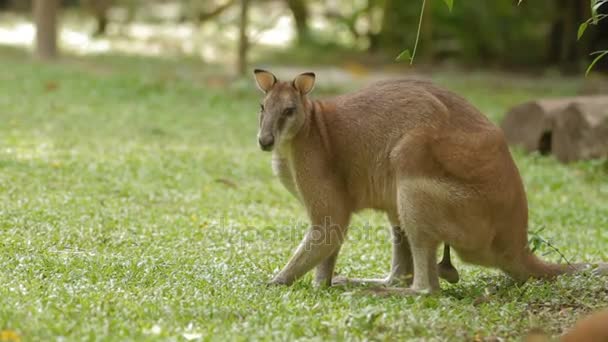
<box><xmin>0</xmin><ymin>48</ymin><xmax>607</xmax><ymax>341</ymax></box>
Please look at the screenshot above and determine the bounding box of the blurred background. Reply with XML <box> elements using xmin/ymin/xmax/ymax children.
<box><xmin>1</xmin><ymin>0</ymin><xmax>608</xmax><ymax>77</ymax></box>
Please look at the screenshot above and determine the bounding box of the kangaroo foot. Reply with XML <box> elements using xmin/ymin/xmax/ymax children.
<box><xmin>332</xmin><ymin>274</ymin><xmax>413</xmax><ymax>287</ymax></box>
<box><xmin>362</xmin><ymin>286</ymin><xmax>433</xmax><ymax>297</ymax></box>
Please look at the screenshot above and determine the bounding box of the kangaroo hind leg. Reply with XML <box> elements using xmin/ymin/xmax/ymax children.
<box><xmin>332</xmin><ymin>213</ymin><xmax>413</xmax><ymax>287</ymax></box>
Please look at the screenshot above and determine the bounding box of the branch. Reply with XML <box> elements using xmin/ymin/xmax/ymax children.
<box><xmin>324</xmin><ymin>8</ymin><xmax>367</xmax><ymax>39</ymax></box>
<box><xmin>198</xmin><ymin>0</ymin><xmax>236</xmax><ymax>22</ymax></box>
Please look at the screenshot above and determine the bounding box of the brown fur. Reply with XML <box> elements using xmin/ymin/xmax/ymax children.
<box><xmin>561</xmin><ymin>309</ymin><xmax>608</xmax><ymax>342</ymax></box>
<box><xmin>525</xmin><ymin>309</ymin><xmax>608</xmax><ymax>341</ymax></box>
<box><xmin>253</xmin><ymin>69</ymin><xmax>607</xmax><ymax>291</ymax></box>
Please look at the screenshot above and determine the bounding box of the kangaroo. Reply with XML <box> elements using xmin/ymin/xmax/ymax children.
<box><xmin>560</xmin><ymin>309</ymin><xmax>608</xmax><ymax>342</ymax></box>
<box><xmin>525</xmin><ymin>309</ymin><xmax>608</xmax><ymax>341</ymax></box>
<box><xmin>253</xmin><ymin>69</ymin><xmax>607</xmax><ymax>293</ymax></box>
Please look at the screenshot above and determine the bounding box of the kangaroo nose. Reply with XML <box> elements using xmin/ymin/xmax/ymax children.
<box><xmin>258</xmin><ymin>136</ymin><xmax>275</xmax><ymax>151</ymax></box>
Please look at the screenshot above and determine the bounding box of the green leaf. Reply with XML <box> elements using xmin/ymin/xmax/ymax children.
<box><xmin>586</xmin><ymin>50</ymin><xmax>608</xmax><ymax>77</ymax></box>
<box><xmin>395</xmin><ymin>49</ymin><xmax>412</xmax><ymax>63</ymax></box>
<box><xmin>592</xmin><ymin>0</ymin><xmax>608</xmax><ymax>23</ymax></box>
<box><xmin>578</xmin><ymin>22</ymin><xmax>588</xmax><ymax>40</ymax></box>
<box><xmin>442</xmin><ymin>0</ymin><xmax>453</xmax><ymax>11</ymax></box>
<box><xmin>593</xmin><ymin>0</ymin><xmax>608</xmax><ymax>11</ymax></box>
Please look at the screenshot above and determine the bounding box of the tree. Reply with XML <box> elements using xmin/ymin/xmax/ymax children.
<box><xmin>33</xmin><ymin>0</ymin><xmax>60</xmax><ymax>60</ymax></box>
<box><xmin>285</xmin><ymin>0</ymin><xmax>310</xmax><ymax>44</ymax></box>
<box><xmin>548</xmin><ymin>0</ymin><xmax>591</xmax><ymax>73</ymax></box>
<box><xmin>197</xmin><ymin>0</ymin><xmax>236</xmax><ymax>23</ymax></box>
<box><xmin>237</xmin><ymin>0</ymin><xmax>250</xmax><ymax>76</ymax></box>
<box><xmin>84</xmin><ymin>0</ymin><xmax>113</xmax><ymax>36</ymax></box>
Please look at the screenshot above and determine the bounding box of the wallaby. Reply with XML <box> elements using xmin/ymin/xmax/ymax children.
<box><xmin>253</xmin><ymin>69</ymin><xmax>607</xmax><ymax>293</ymax></box>
<box><xmin>560</xmin><ymin>309</ymin><xmax>608</xmax><ymax>342</ymax></box>
<box><xmin>525</xmin><ymin>309</ymin><xmax>608</xmax><ymax>341</ymax></box>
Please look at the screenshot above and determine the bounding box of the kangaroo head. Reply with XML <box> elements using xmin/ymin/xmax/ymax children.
<box><xmin>253</xmin><ymin>69</ymin><xmax>316</xmax><ymax>152</ymax></box>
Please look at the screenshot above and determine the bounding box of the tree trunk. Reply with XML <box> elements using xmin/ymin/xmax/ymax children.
<box><xmin>237</xmin><ymin>0</ymin><xmax>250</xmax><ymax>77</ymax></box>
<box><xmin>548</xmin><ymin>0</ymin><xmax>590</xmax><ymax>73</ymax></box>
<box><xmin>366</xmin><ymin>0</ymin><xmax>380</xmax><ymax>51</ymax></box>
<box><xmin>87</xmin><ymin>0</ymin><xmax>112</xmax><ymax>36</ymax></box>
<box><xmin>378</xmin><ymin>0</ymin><xmax>416</xmax><ymax>56</ymax></box>
<box><xmin>4</xmin><ymin>0</ymin><xmax>29</xmax><ymax>12</ymax></box>
<box><xmin>198</xmin><ymin>0</ymin><xmax>235</xmax><ymax>23</ymax></box>
<box><xmin>33</xmin><ymin>0</ymin><xmax>59</xmax><ymax>60</ymax></box>
<box><xmin>285</xmin><ymin>0</ymin><xmax>310</xmax><ymax>44</ymax></box>
<box><xmin>420</xmin><ymin>0</ymin><xmax>433</xmax><ymax>61</ymax></box>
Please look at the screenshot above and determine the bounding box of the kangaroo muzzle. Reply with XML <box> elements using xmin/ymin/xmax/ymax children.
<box><xmin>258</xmin><ymin>135</ymin><xmax>275</xmax><ymax>151</ymax></box>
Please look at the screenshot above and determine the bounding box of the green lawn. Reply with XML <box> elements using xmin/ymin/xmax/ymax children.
<box><xmin>0</xmin><ymin>49</ymin><xmax>607</xmax><ymax>341</ymax></box>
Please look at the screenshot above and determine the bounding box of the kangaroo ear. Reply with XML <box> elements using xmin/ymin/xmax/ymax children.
<box><xmin>253</xmin><ymin>69</ymin><xmax>277</xmax><ymax>93</ymax></box>
<box><xmin>293</xmin><ymin>72</ymin><xmax>315</xmax><ymax>95</ymax></box>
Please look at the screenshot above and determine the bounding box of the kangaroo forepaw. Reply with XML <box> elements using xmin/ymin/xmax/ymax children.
<box><xmin>332</xmin><ymin>274</ymin><xmax>414</xmax><ymax>287</ymax></box>
<box><xmin>589</xmin><ymin>263</ymin><xmax>608</xmax><ymax>276</ymax></box>
<box><xmin>267</xmin><ymin>276</ymin><xmax>293</xmax><ymax>286</ymax></box>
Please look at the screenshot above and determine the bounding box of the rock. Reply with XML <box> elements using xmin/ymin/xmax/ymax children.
<box><xmin>553</xmin><ymin>101</ymin><xmax>608</xmax><ymax>162</ymax></box>
<box><xmin>501</xmin><ymin>96</ymin><xmax>608</xmax><ymax>162</ymax></box>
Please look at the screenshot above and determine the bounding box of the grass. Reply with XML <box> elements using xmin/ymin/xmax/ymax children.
<box><xmin>0</xmin><ymin>47</ymin><xmax>607</xmax><ymax>341</ymax></box>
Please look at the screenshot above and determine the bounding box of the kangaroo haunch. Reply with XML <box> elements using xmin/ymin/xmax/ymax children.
<box><xmin>253</xmin><ymin>69</ymin><xmax>607</xmax><ymax>293</ymax></box>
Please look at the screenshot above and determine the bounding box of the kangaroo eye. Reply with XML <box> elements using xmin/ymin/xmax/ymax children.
<box><xmin>283</xmin><ymin>107</ymin><xmax>296</xmax><ymax>116</ymax></box>
<box><xmin>260</xmin><ymin>104</ymin><xmax>265</xmax><ymax>112</ymax></box>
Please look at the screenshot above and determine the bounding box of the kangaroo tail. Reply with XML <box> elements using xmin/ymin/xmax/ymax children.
<box><xmin>507</xmin><ymin>252</ymin><xmax>608</xmax><ymax>282</ymax></box>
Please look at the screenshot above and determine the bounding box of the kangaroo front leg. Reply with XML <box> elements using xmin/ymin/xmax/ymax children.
<box><xmin>270</xmin><ymin>213</ymin><xmax>350</xmax><ymax>286</ymax></box>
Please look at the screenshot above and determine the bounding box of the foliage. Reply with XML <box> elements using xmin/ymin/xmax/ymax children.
<box><xmin>442</xmin><ymin>0</ymin><xmax>454</xmax><ymax>12</ymax></box>
<box><xmin>394</xmin><ymin>0</ymin><xmax>427</xmax><ymax>64</ymax></box>
<box><xmin>587</xmin><ymin>50</ymin><xmax>608</xmax><ymax>75</ymax></box>
<box><xmin>401</xmin><ymin>0</ymin><xmax>608</xmax><ymax>73</ymax></box>
<box><xmin>578</xmin><ymin>0</ymin><xmax>608</xmax><ymax>75</ymax></box>
<box><xmin>395</xmin><ymin>0</ymin><xmax>559</xmax><ymax>66</ymax></box>
<box><xmin>396</xmin><ymin>0</ymin><xmax>454</xmax><ymax>64</ymax></box>
<box><xmin>6</xmin><ymin>0</ymin><xmax>607</xmax><ymax>69</ymax></box>
<box><xmin>0</xmin><ymin>48</ymin><xmax>607</xmax><ymax>340</ymax></box>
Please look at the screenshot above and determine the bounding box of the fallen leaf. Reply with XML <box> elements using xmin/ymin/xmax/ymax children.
<box><xmin>45</xmin><ymin>81</ymin><xmax>59</xmax><ymax>92</ymax></box>
<box><xmin>473</xmin><ymin>295</ymin><xmax>491</xmax><ymax>306</ymax></box>
<box><xmin>182</xmin><ymin>332</ymin><xmax>203</xmax><ymax>340</ymax></box>
<box><xmin>214</xmin><ymin>178</ymin><xmax>237</xmax><ymax>189</ymax></box>
<box><xmin>0</xmin><ymin>329</ymin><xmax>21</xmax><ymax>342</ymax></box>
<box><xmin>144</xmin><ymin>325</ymin><xmax>162</xmax><ymax>335</ymax></box>
<box><xmin>343</xmin><ymin>62</ymin><xmax>369</xmax><ymax>77</ymax></box>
